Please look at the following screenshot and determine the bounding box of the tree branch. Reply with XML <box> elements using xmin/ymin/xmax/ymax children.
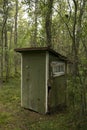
<box><xmin>53</xmin><ymin>7</ymin><xmax>73</xmax><ymax>40</ymax></box>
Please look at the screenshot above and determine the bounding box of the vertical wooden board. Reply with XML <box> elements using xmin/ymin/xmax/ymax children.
<box><xmin>21</xmin><ymin>51</ymin><xmax>46</xmax><ymax>114</ymax></box>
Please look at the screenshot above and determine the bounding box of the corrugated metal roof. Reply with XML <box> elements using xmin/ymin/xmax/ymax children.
<box><xmin>14</xmin><ymin>47</ymin><xmax>68</xmax><ymax>61</ymax></box>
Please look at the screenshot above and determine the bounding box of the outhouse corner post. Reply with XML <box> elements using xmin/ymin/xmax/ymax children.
<box><xmin>21</xmin><ymin>54</ymin><xmax>23</xmax><ymax>107</ymax></box>
<box><xmin>45</xmin><ymin>51</ymin><xmax>49</xmax><ymax>113</ymax></box>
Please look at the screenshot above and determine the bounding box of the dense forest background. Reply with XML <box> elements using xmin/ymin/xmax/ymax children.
<box><xmin>0</xmin><ymin>0</ymin><xmax>87</xmax><ymax>120</ymax></box>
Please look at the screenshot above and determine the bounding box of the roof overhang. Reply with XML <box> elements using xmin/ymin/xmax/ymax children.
<box><xmin>14</xmin><ymin>47</ymin><xmax>68</xmax><ymax>62</ymax></box>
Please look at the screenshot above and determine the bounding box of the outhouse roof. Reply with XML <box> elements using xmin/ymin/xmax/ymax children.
<box><xmin>15</xmin><ymin>47</ymin><xmax>68</xmax><ymax>61</ymax></box>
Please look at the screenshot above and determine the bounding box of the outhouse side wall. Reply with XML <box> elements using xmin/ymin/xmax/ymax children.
<box><xmin>49</xmin><ymin>53</ymin><xmax>67</xmax><ymax>112</ymax></box>
<box><xmin>21</xmin><ymin>51</ymin><xmax>46</xmax><ymax>114</ymax></box>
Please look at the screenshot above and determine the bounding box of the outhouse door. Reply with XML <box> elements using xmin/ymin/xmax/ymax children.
<box><xmin>22</xmin><ymin>53</ymin><xmax>46</xmax><ymax>114</ymax></box>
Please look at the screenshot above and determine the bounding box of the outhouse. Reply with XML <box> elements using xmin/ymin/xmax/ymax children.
<box><xmin>15</xmin><ymin>47</ymin><xmax>67</xmax><ymax>114</ymax></box>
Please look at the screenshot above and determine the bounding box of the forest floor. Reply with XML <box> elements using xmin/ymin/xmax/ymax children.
<box><xmin>0</xmin><ymin>77</ymin><xmax>87</xmax><ymax>130</ymax></box>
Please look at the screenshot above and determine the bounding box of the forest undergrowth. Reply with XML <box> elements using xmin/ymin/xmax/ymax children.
<box><xmin>0</xmin><ymin>77</ymin><xmax>87</xmax><ymax>130</ymax></box>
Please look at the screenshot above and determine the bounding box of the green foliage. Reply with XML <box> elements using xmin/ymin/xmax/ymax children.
<box><xmin>0</xmin><ymin>112</ymin><xmax>12</xmax><ymax>125</ymax></box>
<box><xmin>0</xmin><ymin>0</ymin><xmax>87</xmax><ymax>129</ymax></box>
<box><xmin>1</xmin><ymin>77</ymin><xmax>87</xmax><ymax>130</ymax></box>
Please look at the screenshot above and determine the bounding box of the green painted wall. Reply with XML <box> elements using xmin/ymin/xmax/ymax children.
<box><xmin>21</xmin><ymin>51</ymin><xmax>46</xmax><ymax>114</ymax></box>
<box><xmin>48</xmin><ymin>53</ymin><xmax>67</xmax><ymax>112</ymax></box>
<box><xmin>21</xmin><ymin>50</ymin><xmax>67</xmax><ymax>114</ymax></box>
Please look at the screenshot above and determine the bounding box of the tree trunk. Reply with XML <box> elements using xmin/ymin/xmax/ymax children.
<box><xmin>4</xmin><ymin>26</ymin><xmax>9</xmax><ymax>81</ymax></box>
<box><xmin>0</xmin><ymin>0</ymin><xmax>8</xmax><ymax>82</ymax></box>
<box><xmin>0</xmin><ymin>29</ymin><xmax>4</xmax><ymax>82</ymax></box>
<box><xmin>32</xmin><ymin>0</ymin><xmax>38</xmax><ymax>46</ymax></box>
<box><xmin>45</xmin><ymin>0</ymin><xmax>54</xmax><ymax>47</ymax></box>
<box><xmin>9</xmin><ymin>25</ymin><xmax>13</xmax><ymax>76</ymax></box>
<box><xmin>72</xmin><ymin>0</ymin><xmax>86</xmax><ymax>114</ymax></box>
<box><xmin>14</xmin><ymin>0</ymin><xmax>18</xmax><ymax>74</ymax></box>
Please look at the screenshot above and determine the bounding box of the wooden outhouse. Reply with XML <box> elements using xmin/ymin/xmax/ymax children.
<box><xmin>15</xmin><ymin>47</ymin><xmax>67</xmax><ymax>114</ymax></box>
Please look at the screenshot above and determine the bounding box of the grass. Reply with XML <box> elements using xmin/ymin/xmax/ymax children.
<box><xmin>0</xmin><ymin>77</ymin><xmax>87</xmax><ymax>130</ymax></box>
